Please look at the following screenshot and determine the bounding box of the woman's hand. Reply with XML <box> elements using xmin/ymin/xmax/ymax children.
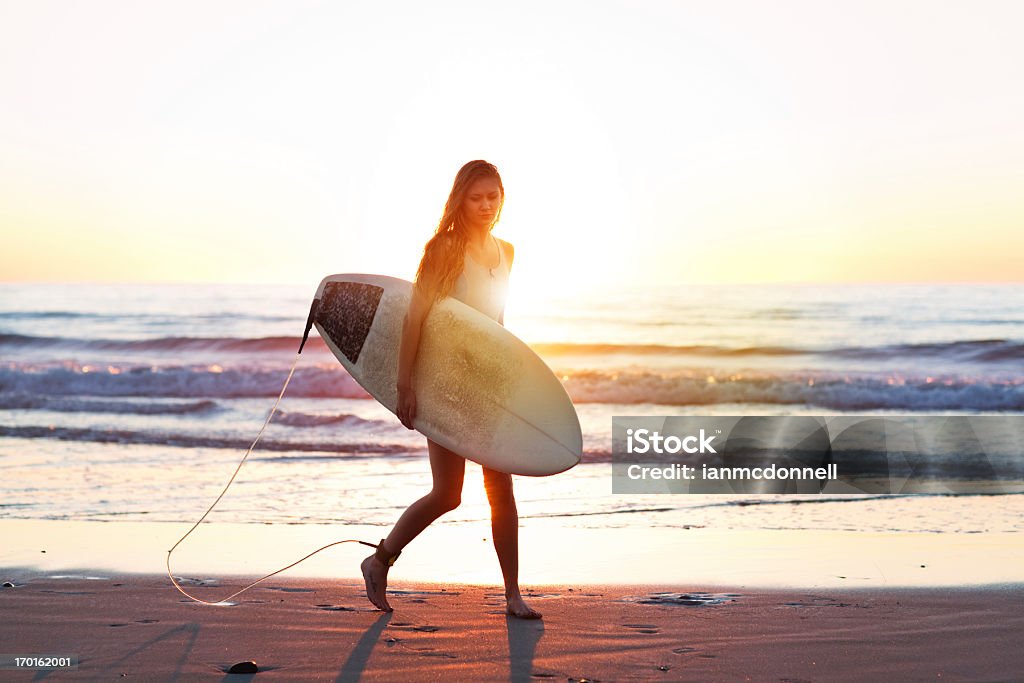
<box><xmin>396</xmin><ymin>383</ymin><xmax>417</xmax><ymax>429</ymax></box>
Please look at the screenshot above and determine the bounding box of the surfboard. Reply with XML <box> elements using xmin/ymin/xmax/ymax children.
<box><xmin>308</xmin><ymin>274</ymin><xmax>582</xmax><ymax>476</ymax></box>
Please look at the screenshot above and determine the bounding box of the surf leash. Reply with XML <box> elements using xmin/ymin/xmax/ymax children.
<box><xmin>166</xmin><ymin>302</ymin><xmax>384</xmax><ymax>606</ymax></box>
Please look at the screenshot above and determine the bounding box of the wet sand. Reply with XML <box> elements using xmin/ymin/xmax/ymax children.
<box><xmin>1</xmin><ymin>574</ymin><xmax>1021</xmax><ymax>681</ymax></box>
<box><xmin>4</xmin><ymin>518</ymin><xmax>1023</xmax><ymax>588</ymax></box>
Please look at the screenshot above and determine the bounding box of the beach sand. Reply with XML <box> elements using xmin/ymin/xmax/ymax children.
<box><xmin>1</xmin><ymin>574</ymin><xmax>1021</xmax><ymax>681</ymax></box>
<box><xmin>3</xmin><ymin>519</ymin><xmax>1023</xmax><ymax>680</ymax></box>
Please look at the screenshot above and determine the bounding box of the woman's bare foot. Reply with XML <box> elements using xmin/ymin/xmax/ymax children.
<box><xmin>360</xmin><ymin>554</ymin><xmax>392</xmax><ymax>612</ymax></box>
<box><xmin>505</xmin><ymin>591</ymin><xmax>542</xmax><ymax>619</ymax></box>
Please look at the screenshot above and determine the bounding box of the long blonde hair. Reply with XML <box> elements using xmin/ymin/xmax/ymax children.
<box><xmin>414</xmin><ymin>160</ymin><xmax>505</xmax><ymax>301</ymax></box>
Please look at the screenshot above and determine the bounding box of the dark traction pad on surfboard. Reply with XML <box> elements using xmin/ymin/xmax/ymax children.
<box><xmin>317</xmin><ymin>281</ymin><xmax>384</xmax><ymax>364</ymax></box>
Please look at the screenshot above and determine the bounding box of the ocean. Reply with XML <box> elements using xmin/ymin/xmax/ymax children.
<box><xmin>1</xmin><ymin>281</ymin><xmax>1022</xmax><ymax>535</ymax></box>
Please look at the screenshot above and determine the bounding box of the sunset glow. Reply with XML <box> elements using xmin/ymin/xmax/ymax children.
<box><xmin>1</xmin><ymin>1</ymin><xmax>1021</xmax><ymax>287</ymax></box>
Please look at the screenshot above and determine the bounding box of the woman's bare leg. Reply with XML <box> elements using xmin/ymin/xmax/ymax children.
<box><xmin>361</xmin><ymin>440</ymin><xmax>465</xmax><ymax>611</ymax></box>
<box><xmin>483</xmin><ymin>467</ymin><xmax>541</xmax><ymax>619</ymax></box>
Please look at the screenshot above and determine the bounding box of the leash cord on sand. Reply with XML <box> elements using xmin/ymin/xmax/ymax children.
<box><xmin>165</xmin><ymin>351</ymin><xmax>378</xmax><ymax>606</ymax></box>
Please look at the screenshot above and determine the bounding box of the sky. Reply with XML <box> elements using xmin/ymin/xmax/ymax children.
<box><xmin>1</xmin><ymin>0</ymin><xmax>1021</xmax><ymax>290</ymax></box>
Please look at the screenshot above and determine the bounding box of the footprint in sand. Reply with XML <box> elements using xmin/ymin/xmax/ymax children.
<box><xmin>623</xmin><ymin>623</ymin><xmax>660</xmax><ymax>634</ymax></box>
<box><xmin>388</xmin><ymin>623</ymin><xmax>441</xmax><ymax>632</ymax></box>
<box><xmin>782</xmin><ymin>596</ymin><xmax>848</xmax><ymax>608</ymax></box>
<box><xmin>629</xmin><ymin>592</ymin><xmax>737</xmax><ymax>607</ymax></box>
<box><xmin>391</xmin><ymin>639</ymin><xmax>457</xmax><ymax>659</ymax></box>
<box><xmin>315</xmin><ymin>603</ymin><xmax>381</xmax><ymax>612</ymax></box>
<box><xmin>173</xmin><ymin>577</ymin><xmax>218</xmax><ymax>586</ymax></box>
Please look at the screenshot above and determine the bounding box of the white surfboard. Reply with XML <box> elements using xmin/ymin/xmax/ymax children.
<box><xmin>309</xmin><ymin>274</ymin><xmax>582</xmax><ymax>476</ymax></box>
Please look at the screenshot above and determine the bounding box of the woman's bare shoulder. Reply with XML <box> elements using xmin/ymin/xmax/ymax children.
<box><xmin>495</xmin><ymin>237</ymin><xmax>515</xmax><ymax>264</ymax></box>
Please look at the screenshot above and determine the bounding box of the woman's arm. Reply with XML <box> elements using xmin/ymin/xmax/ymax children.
<box><xmin>397</xmin><ymin>286</ymin><xmax>431</xmax><ymax>389</ymax></box>
<box><xmin>396</xmin><ymin>266</ymin><xmax>439</xmax><ymax>428</ymax></box>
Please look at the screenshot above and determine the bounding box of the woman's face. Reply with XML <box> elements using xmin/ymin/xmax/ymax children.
<box><xmin>461</xmin><ymin>177</ymin><xmax>503</xmax><ymax>232</ymax></box>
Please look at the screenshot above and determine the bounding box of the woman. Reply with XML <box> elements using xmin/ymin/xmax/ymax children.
<box><xmin>360</xmin><ymin>160</ymin><xmax>542</xmax><ymax>619</ymax></box>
